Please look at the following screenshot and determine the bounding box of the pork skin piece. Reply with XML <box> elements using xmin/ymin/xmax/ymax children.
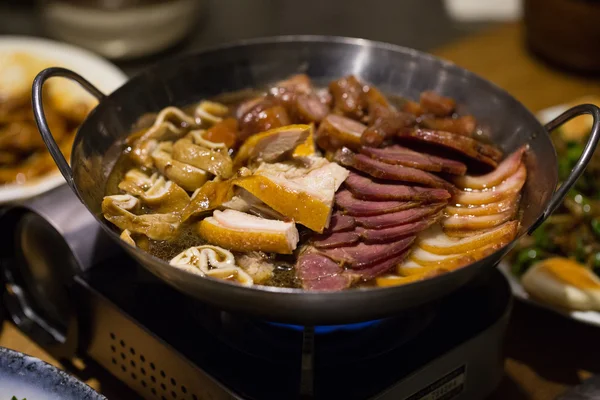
<box><xmin>396</xmin><ymin>129</ymin><xmax>503</xmax><ymax>168</ymax></box>
<box><xmin>361</xmin><ymin>145</ymin><xmax>467</xmax><ymax>175</ymax></box>
<box><xmin>335</xmin><ymin>148</ymin><xmax>456</xmax><ymax>192</ymax></box>
<box><xmin>344</xmin><ymin>172</ymin><xmax>451</xmax><ymax>202</ymax></box>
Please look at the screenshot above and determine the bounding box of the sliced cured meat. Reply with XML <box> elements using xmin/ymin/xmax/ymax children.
<box><xmin>442</xmin><ymin>209</ymin><xmax>515</xmax><ymax>230</ymax></box>
<box><xmin>313</xmin><ymin>231</ymin><xmax>360</xmax><ymax>249</ymax></box>
<box><xmin>327</xmin><ymin>213</ymin><xmax>356</xmax><ymax>232</ymax></box>
<box><xmin>453</xmin><ymin>146</ymin><xmax>527</xmax><ymax>189</ymax></box>
<box><xmin>335</xmin><ymin>148</ymin><xmax>456</xmax><ymax>191</ymax></box>
<box><xmin>316</xmin><ymin>114</ymin><xmax>366</xmax><ymax>152</ymax></box>
<box><xmin>297</xmin><ymin>253</ymin><xmax>353</xmax><ymax>291</ymax></box>
<box><xmin>359</xmin><ymin>216</ymin><xmax>440</xmax><ymax>243</ymax></box>
<box><xmin>396</xmin><ymin>129</ymin><xmax>503</xmax><ymax>168</ymax></box>
<box><xmin>348</xmin><ymin>252</ymin><xmax>411</xmax><ymax>280</ymax></box>
<box><xmin>329</xmin><ymin>75</ymin><xmax>367</xmax><ymax>119</ymax></box>
<box><xmin>319</xmin><ymin>236</ymin><xmax>415</xmax><ymax>269</ymax></box>
<box><xmin>335</xmin><ymin>189</ymin><xmax>421</xmax><ymax>216</ymax></box>
<box><xmin>354</xmin><ymin>203</ymin><xmax>445</xmax><ymax>229</ymax></box>
<box><xmin>361</xmin><ymin>145</ymin><xmax>467</xmax><ymax>175</ymax></box>
<box><xmin>419</xmin><ymin>115</ymin><xmax>476</xmax><ymax>136</ymax></box>
<box><xmin>419</xmin><ymin>91</ymin><xmax>455</xmax><ymax>117</ymax></box>
<box><xmin>361</xmin><ymin>112</ymin><xmax>416</xmax><ymax>147</ymax></box>
<box><xmin>452</xmin><ymin>164</ymin><xmax>526</xmax><ymax>205</ymax></box>
<box><xmin>345</xmin><ymin>172</ymin><xmax>451</xmax><ymax>202</ymax></box>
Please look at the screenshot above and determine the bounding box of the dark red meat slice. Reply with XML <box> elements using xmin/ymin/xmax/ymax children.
<box><xmin>358</xmin><ymin>214</ymin><xmax>441</xmax><ymax>243</ymax></box>
<box><xmin>397</xmin><ymin>129</ymin><xmax>502</xmax><ymax>168</ymax></box>
<box><xmin>335</xmin><ymin>190</ymin><xmax>421</xmax><ymax>216</ymax></box>
<box><xmin>346</xmin><ymin>252</ymin><xmax>410</xmax><ymax>280</ymax></box>
<box><xmin>335</xmin><ymin>148</ymin><xmax>456</xmax><ymax>192</ymax></box>
<box><xmin>361</xmin><ymin>145</ymin><xmax>466</xmax><ymax>175</ymax></box>
<box><xmin>345</xmin><ymin>172</ymin><xmax>451</xmax><ymax>202</ymax></box>
<box><xmin>313</xmin><ymin>231</ymin><xmax>360</xmax><ymax>249</ymax></box>
<box><xmin>297</xmin><ymin>253</ymin><xmax>353</xmax><ymax>291</ymax></box>
<box><xmin>419</xmin><ymin>91</ymin><xmax>455</xmax><ymax>117</ymax></box>
<box><xmin>419</xmin><ymin>115</ymin><xmax>476</xmax><ymax>137</ymax></box>
<box><xmin>354</xmin><ymin>203</ymin><xmax>445</xmax><ymax>229</ymax></box>
<box><xmin>327</xmin><ymin>213</ymin><xmax>356</xmax><ymax>233</ymax></box>
<box><xmin>319</xmin><ymin>236</ymin><xmax>415</xmax><ymax>269</ymax></box>
<box><xmin>361</xmin><ymin>112</ymin><xmax>416</xmax><ymax>147</ymax></box>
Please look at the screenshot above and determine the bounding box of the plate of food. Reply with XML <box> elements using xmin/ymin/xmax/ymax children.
<box><xmin>500</xmin><ymin>95</ymin><xmax>600</xmax><ymax>326</ymax></box>
<box><xmin>31</xmin><ymin>37</ymin><xmax>600</xmax><ymax>324</ymax></box>
<box><xmin>0</xmin><ymin>346</ymin><xmax>105</xmax><ymax>400</ymax></box>
<box><xmin>0</xmin><ymin>36</ymin><xmax>127</xmax><ymax>204</ymax></box>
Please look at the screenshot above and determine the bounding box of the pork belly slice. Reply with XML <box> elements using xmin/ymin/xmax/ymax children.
<box><xmin>453</xmin><ymin>146</ymin><xmax>527</xmax><ymax>190</ymax></box>
<box><xmin>318</xmin><ymin>236</ymin><xmax>415</xmax><ymax>269</ymax></box>
<box><xmin>335</xmin><ymin>189</ymin><xmax>421</xmax><ymax>216</ymax></box>
<box><xmin>345</xmin><ymin>172</ymin><xmax>451</xmax><ymax>202</ymax></box>
<box><xmin>360</xmin><ymin>145</ymin><xmax>467</xmax><ymax>175</ymax></box>
<box><xmin>396</xmin><ymin>129</ymin><xmax>503</xmax><ymax>168</ymax></box>
<box><xmin>197</xmin><ymin>209</ymin><xmax>299</xmax><ymax>254</ymax></box>
<box><xmin>452</xmin><ymin>164</ymin><xmax>527</xmax><ymax>206</ymax></box>
<box><xmin>335</xmin><ymin>148</ymin><xmax>456</xmax><ymax>191</ymax></box>
<box><xmin>297</xmin><ymin>253</ymin><xmax>353</xmax><ymax>291</ymax></box>
<box><xmin>354</xmin><ymin>203</ymin><xmax>446</xmax><ymax>229</ymax></box>
<box><xmin>313</xmin><ymin>217</ymin><xmax>437</xmax><ymax>248</ymax></box>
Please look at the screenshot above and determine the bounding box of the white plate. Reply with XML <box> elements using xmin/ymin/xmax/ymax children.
<box><xmin>499</xmin><ymin>102</ymin><xmax>600</xmax><ymax>327</ymax></box>
<box><xmin>0</xmin><ymin>36</ymin><xmax>127</xmax><ymax>204</ymax></box>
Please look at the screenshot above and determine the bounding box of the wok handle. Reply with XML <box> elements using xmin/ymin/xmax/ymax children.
<box><xmin>32</xmin><ymin>67</ymin><xmax>106</xmax><ymax>190</ymax></box>
<box><xmin>529</xmin><ymin>103</ymin><xmax>600</xmax><ymax>234</ymax></box>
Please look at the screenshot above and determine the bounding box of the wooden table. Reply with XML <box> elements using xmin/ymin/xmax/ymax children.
<box><xmin>2</xmin><ymin>22</ymin><xmax>600</xmax><ymax>400</ymax></box>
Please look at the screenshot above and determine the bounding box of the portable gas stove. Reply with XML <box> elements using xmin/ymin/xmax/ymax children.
<box><xmin>0</xmin><ymin>186</ymin><xmax>511</xmax><ymax>400</ymax></box>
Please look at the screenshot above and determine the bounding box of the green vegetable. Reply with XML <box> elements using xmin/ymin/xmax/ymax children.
<box><xmin>531</xmin><ymin>223</ymin><xmax>556</xmax><ymax>251</ymax></box>
<box><xmin>591</xmin><ymin>218</ymin><xmax>600</xmax><ymax>239</ymax></box>
<box><xmin>512</xmin><ymin>247</ymin><xmax>545</xmax><ymax>277</ymax></box>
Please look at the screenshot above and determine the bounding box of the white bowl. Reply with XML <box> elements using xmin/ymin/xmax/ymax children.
<box><xmin>0</xmin><ymin>36</ymin><xmax>127</xmax><ymax>205</ymax></box>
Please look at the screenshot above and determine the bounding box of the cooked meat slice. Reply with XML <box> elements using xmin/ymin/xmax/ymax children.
<box><xmin>419</xmin><ymin>91</ymin><xmax>455</xmax><ymax>117</ymax></box>
<box><xmin>446</xmin><ymin>196</ymin><xmax>518</xmax><ymax>216</ymax></box>
<box><xmin>345</xmin><ymin>172</ymin><xmax>451</xmax><ymax>202</ymax></box>
<box><xmin>296</xmin><ymin>253</ymin><xmax>353</xmax><ymax>291</ymax></box>
<box><xmin>296</xmin><ymin>94</ymin><xmax>330</xmax><ymax>123</ymax></box>
<box><xmin>335</xmin><ymin>189</ymin><xmax>422</xmax><ymax>216</ymax></box>
<box><xmin>348</xmin><ymin>251</ymin><xmax>411</xmax><ymax>280</ymax></box>
<box><xmin>274</xmin><ymin>74</ymin><xmax>313</xmax><ymax>94</ymax></box>
<box><xmin>151</xmin><ymin>142</ymin><xmax>209</xmax><ymax>191</ymax></box>
<box><xmin>396</xmin><ymin>129</ymin><xmax>503</xmax><ymax>168</ymax></box>
<box><xmin>419</xmin><ymin>115</ymin><xmax>476</xmax><ymax>136</ymax></box>
<box><xmin>360</xmin><ymin>145</ymin><xmax>467</xmax><ymax>175</ymax></box>
<box><xmin>203</xmin><ymin>117</ymin><xmax>238</xmax><ymax>148</ymax></box>
<box><xmin>313</xmin><ymin>231</ymin><xmax>360</xmax><ymax>249</ymax></box>
<box><xmin>358</xmin><ymin>217</ymin><xmax>440</xmax><ymax>243</ymax></box>
<box><xmin>327</xmin><ymin>213</ymin><xmax>356</xmax><ymax>232</ymax></box>
<box><xmin>335</xmin><ymin>148</ymin><xmax>456</xmax><ymax>191</ymax></box>
<box><xmin>361</xmin><ymin>112</ymin><xmax>416</xmax><ymax>147</ymax></box>
<box><xmin>442</xmin><ymin>209</ymin><xmax>515</xmax><ymax>230</ymax></box>
<box><xmin>329</xmin><ymin>75</ymin><xmax>367</xmax><ymax>119</ymax></box>
<box><xmin>239</xmin><ymin>99</ymin><xmax>291</xmax><ymax>140</ymax></box>
<box><xmin>319</xmin><ymin>236</ymin><xmax>415</xmax><ymax>269</ymax></box>
<box><xmin>354</xmin><ymin>203</ymin><xmax>446</xmax><ymax>229</ymax></box>
<box><xmin>197</xmin><ymin>209</ymin><xmax>299</xmax><ymax>254</ymax></box>
<box><xmin>453</xmin><ymin>146</ymin><xmax>527</xmax><ymax>189</ymax></box>
<box><xmin>233</xmin><ymin>125</ymin><xmax>310</xmax><ymax>167</ymax></box>
<box><xmin>316</xmin><ymin>114</ymin><xmax>367</xmax><ymax>152</ymax></box>
<box><xmin>140</xmin><ymin>176</ymin><xmax>190</xmax><ymax>213</ymax></box>
<box><xmin>172</xmin><ymin>138</ymin><xmax>233</xmax><ymax>178</ymax></box>
<box><xmin>402</xmin><ymin>100</ymin><xmax>425</xmax><ymax>116</ymax></box>
<box><xmin>181</xmin><ymin>179</ymin><xmax>236</xmax><ymax>221</ymax></box>
<box><xmin>236</xmin><ymin>159</ymin><xmax>349</xmax><ymax>232</ymax></box>
<box><xmin>452</xmin><ymin>164</ymin><xmax>526</xmax><ymax>205</ymax></box>
<box><xmin>222</xmin><ymin>189</ymin><xmax>285</xmax><ymax>220</ymax></box>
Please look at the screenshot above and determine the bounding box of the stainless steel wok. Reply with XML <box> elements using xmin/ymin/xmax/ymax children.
<box><xmin>32</xmin><ymin>36</ymin><xmax>600</xmax><ymax>324</ymax></box>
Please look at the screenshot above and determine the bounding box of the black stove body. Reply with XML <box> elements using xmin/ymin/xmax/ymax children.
<box><xmin>0</xmin><ymin>186</ymin><xmax>511</xmax><ymax>400</ymax></box>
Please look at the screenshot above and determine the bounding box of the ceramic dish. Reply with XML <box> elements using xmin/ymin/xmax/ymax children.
<box><xmin>0</xmin><ymin>36</ymin><xmax>127</xmax><ymax>204</ymax></box>
<box><xmin>0</xmin><ymin>346</ymin><xmax>105</xmax><ymax>400</ymax></box>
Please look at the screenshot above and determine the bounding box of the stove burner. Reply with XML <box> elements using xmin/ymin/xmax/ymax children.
<box><xmin>266</xmin><ymin>320</ymin><xmax>383</xmax><ymax>334</ymax></box>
